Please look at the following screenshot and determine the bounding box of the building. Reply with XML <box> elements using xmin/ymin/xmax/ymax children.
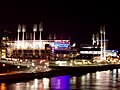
<box><xmin>0</xmin><ymin>23</ymin><xmax>72</xmax><ymax>60</ymax></box>
<box><xmin>78</xmin><ymin>26</ymin><xmax>118</xmax><ymax>61</ymax></box>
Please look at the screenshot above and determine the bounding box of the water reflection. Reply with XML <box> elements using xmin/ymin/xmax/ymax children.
<box><xmin>0</xmin><ymin>83</ymin><xmax>6</xmax><ymax>90</ymax></box>
<box><xmin>50</xmin><ymin>75</ymin><xmax>71</xmax><ymax>90</ymax></box>
<box><xmin>1</xmin><ymin>69</ymin><xmax>120</xmax><ymax>90</ymax></box>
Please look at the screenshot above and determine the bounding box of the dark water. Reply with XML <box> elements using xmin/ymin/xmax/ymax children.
<box><xmin>1</xmin><ymin>69</ymin><xmax>120</xmax><ymax>90</ymax></box>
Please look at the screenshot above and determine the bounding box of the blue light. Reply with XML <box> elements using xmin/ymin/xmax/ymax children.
<box><xmin>58</xmin><ymin>44</ymin><xmax>69</xmax><ymax>47</ymax></box>
<box><xmin>50</xmin><ymin>75</ymin><xmax>71</xmax><ymax>90</ymax></box>
<box><xmin>54</xmin><ymin>42</ymin><xmax>69</xmax><ymax>48</ymax></box>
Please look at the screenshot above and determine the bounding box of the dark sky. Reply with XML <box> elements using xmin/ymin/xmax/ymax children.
<box><xmin>0</xmin><ymin>0</ymin><xmax>120</xmax><ymax>51</ymax></box>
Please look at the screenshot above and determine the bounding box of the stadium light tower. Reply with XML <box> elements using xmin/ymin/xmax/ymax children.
<box><xmin>100</xmin><ymin>25</ymin><xmax>106</xmax><ymax>60</ymax></box>
<box><xmin>33</xmin><ymin>24</ymin><xmax>37</xmax><ymax>56</ymax></box>
<box><xmin>22</xmin><ymin>25</ymin><xmax>26</xmax><ymax>56</ymax></box>
<box><xmin>39</xmin><ymin>22</ymin><xmax>43</xmax><ymax>56</ymax></box>
<box><xmin>103</xmin><ymin>26</ymin><xmax>106</xmax><ymax>60</ymax></box>
<box><xmin>100</xmin><ymin>26</ymin><xmax>103</xmax><ymax>60</ymax></box>
<box><xmin>17</xmin><ymin>24</ymin><xmax>21</xmax><ymax>41</ymax></box>
<box><xmin>92</xmin><ymin>34</ymin><xmax>95</xmax><ymax>45</ymax></box>
<box><xmin>33</xmin><ymin>24</ymin><xmax>37</xmax><ymax>40</ymax></box>
<box><xmin>39</xmin><ymin>22</ymin><xmax>43</xmax><ymax>41</ymax></box>
<box><xmin>17</xmin><ymin>24</ymin><xmax>21</xmax><ymax>50</ymax></box>
<box><xmin>22</xmin><ymin>25</ymin><xmax>26</xmax><ymax>41</ymax></box>
<box><xmin>96</xmin><ymin>33</ymin><xmax>99</xmax><ymax>46</ymax></box>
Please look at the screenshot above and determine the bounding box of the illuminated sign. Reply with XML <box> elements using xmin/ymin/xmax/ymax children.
<box><xmin>54</xmin><ymin>42</ymin><xmax>69</xmax><ymax>48</ymax></box>
<box><xmin>53</xmin><ymin>40</ymin><xmax>70</xmax><ymax>49</ymax></box>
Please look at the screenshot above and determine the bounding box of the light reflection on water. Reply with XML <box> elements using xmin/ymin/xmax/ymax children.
<box><xmin>1</xmin><ymin>69</ymin><xmax>120</xmax><ymax>90</ymax></box>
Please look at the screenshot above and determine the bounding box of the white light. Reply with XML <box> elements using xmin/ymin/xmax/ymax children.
<box><xmin>34</xmin><ymin>79</ymin><xmax>38</xmax><ymax>88</ymax></box>
<box><xmin>36</xmin><ymin>67</ymin><xmax>38</xmax><ymax>69</ymax></box>
<box><xmin>27</xmin><ymin>65</ymin><xmax>29</xmax><ymax>68</ymax></box>
<box><xmin>2</xmin><ymin>64</ymin><xmax>5</xmax><ymax>66</ymax></box>
<box><xmin>22</xmin><ymin>25</ymin><xmax>26</xmax><ymax>32</ymax></box>
<box><xmin>20</xmin><ymin>60</ymin><xmax>22</xmax><ymax>62</ymax></box>
<box><xmin>72</xmin><ymin>43</ymin><xmax>76</xmax><ymax>47</ymax></box>
<box><xmin>17</xmin><ymin>24</ymin><xmax>21</xmax><ymax>32</ymax></box>
<box><xmin>33</xmin><ymin>24</ymin><xmax>37</xmax><ymax>32</ymax></box>
<box><xmin>32</xmin><ymin>63</ymin><xmax>35</xmax><ymax>66</ymax></box>
<box><xmin>18</xmin><ymin>29</ymin><xmax>21</xmax><ymax>32</ymax></box>
<box><xmin>39</xmin><ymin>22</ymin><xmax>43</xmax><ymax>31</ymax></box>
<box><xmin>43</xmin><ymin>78</ymin><xmax>50</xmax><ymax>89</ymax></box>
<box><xmin>17</xmin><ymin>66</ymin><xmax>20</xmax><ymax>68</ymax></box>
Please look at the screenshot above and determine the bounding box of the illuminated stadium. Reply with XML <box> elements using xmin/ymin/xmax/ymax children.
<box><xmin>1</xmin><ymin>24</ymin><xmax>118</xmax><ymax>62</ymax></box>
<box><xmin>1</xmin><ymin>23</ymin><xmax>71</xmax><ymax>60</ymax></box>
<box><xmin>5</xmin><ymin>40</ymin><xmax>71</xmax><ymax>59</ymax></box>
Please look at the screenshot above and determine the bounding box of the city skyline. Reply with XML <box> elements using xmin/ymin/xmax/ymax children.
<box><xmin>0</xmin><ymin>1</ymin><xmax>120</xmax><ymax>51</ymax></box>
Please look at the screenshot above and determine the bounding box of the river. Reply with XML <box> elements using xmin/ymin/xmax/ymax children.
<box><xmin>0</xmin><ymin>68</ymin><xmax>120</xmax><ymax>90</ymax></box>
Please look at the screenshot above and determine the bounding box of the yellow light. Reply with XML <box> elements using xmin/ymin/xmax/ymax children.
<box><xmin>0</xmin><ymin>83</ymin><xmax>6</xmax><ymax>90</ymax></box>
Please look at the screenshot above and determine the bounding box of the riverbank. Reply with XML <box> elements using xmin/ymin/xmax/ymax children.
<box><xmin>49</xmin><ymin>64</ymin><xmax>120</xmax><ymax>75</ymax></box>
<box><xmin>1</xmin><ymin>63</ymin><xmax>120</xmax><ymax>83</ymax></box>
<box><xmin>0</xmin><ymin>62</ymin><xmax>28</xmax><ymax>73</ymax></box>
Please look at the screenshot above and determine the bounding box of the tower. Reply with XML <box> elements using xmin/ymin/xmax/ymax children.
<box><xmin>17</xmin><ymin>24</ymin><xmax>21</xmax><ymax>41</ymax></box>
<box><xmin>33</xmin><ymin>24</ymin><xmax>37</xmax><ymax>56</ymax></box>
<box><xmin>22</xmin><ymin>25</ymin><xmax>26</xmax><ymax>56</ymax></box>
<box><xmin>39</xmin><ymin>22</ymin><xmax>43</xmax><ymax>40</ymax></box>
<box><xmin>39</xmin><ymin>22</ymin><xmax>43</xmax><ymax>56</ymax></box>
<box><xmin>92</xmin><ymin>34</ymin><xmax>95</xmax><ymax>45</ymax></box>
<box><xmin>96</xmin><ymin>33</ymin><xmax>99</xmax><ymax>45</ymax></box>
<box><xmin>100</xmin><ymin>26</ymin><xmax>106</xmax><ymax>60</ymax></box>
<box><xmin>103</xmin><ymin>26</ymin><xmax>106</xmax><ymax>60</ymax></box>
<box><xmin>22</xmin><ymin>25</ymin><xmax>26</xmax><ymax>41</ymax></box>
<box><xmin>54</xmin><ymin>33</ymin><xmax>56</xmax><ymax>40</ymax></box>
<box><xmin>33</xmin><ymin>24</ymin><xmax>37</xmax><ymax>40</ymax></box>
<box><xmin>100</xmin><ymin>26</ymin><xmax>103</xmax><ymax>60</ymax></box>
<box><xmin>17</xmin><ymin>24</ymin><xmax>21</xmax><ymax>50</ymax></box>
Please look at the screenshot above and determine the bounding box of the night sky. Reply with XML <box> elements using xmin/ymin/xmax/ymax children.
<box><xmin>0</xmin><ymin>1</ymin><xmax>120</xmax><ymax>52</ymax></box>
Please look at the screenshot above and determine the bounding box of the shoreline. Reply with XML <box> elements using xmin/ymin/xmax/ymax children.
<box><xmin>0</xmin><ymin>63</ymin><xmax>120</xmax><ymax>82</ymax></box>
<box><xmin>0</xmin><ymin>62</ymin><xmax>28</xmax><ymax>73</ymax></box>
